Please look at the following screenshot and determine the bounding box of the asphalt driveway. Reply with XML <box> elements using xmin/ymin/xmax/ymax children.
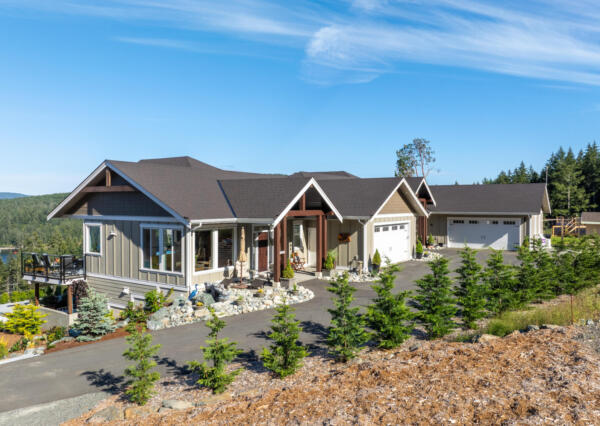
<box><xmin>0</xmin><ymin>248</ymin><xmax>518</xmax><ymax>413</ymax></box>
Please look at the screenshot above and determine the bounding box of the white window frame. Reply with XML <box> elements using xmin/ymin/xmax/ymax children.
<box><xmin>84</xmin><ymin>222</ymin><xmax>103</xmax><ymax>256</ymax></box>
<box><xmin>193</xmin><ymin>227</ymin><xmax>237</xmax><ymax>276</ymax></box>
<box><xmin>139</xmin><ymin>223</ymin><xmax>184</xmax><ymax>276</ymax></box>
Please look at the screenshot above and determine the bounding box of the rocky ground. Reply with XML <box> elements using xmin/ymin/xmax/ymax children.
<box><xmin>67</xmin><ymin>325</ymin><xmax>600</xmax><ymax>425</ymax></box>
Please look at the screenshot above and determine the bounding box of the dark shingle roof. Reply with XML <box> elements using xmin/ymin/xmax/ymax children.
<box><xmin>404</xmin><ymin>177</ymin><xmax>424</xmax><ymax>193</ymax></box>
<box><xmin>428</xmin><ymin>183</ymin><xmax>548</xmax><ymax>214</ymax></box>
<box><xmin>581</xmin><ymin>212</ymin><xmax>600</xmax><ymax>223</ymax></box>
<box><xmin>218</xmin><ymin>177</ymin><xmax>312</xmax><ymax>219</ymax></box>
<box><xmin>289</xmin><ymin>171</ymin><xmax>357</xmax><ymax>179</ymax></box>
<box><xmin>319</xmin><ymin>178</ymin><xmax>402</xmax><ymax>217</ymax></box>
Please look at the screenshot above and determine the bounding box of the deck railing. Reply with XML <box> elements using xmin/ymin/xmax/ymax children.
<box><xmin>21</xmin><ymin>252</ymin><xmax>85</xmax><ymax>283</ymax></box>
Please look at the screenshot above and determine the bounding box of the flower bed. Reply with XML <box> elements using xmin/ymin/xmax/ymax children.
<box><xmin>147</xmin><ymin>282</ymin><xmax>314</xmax><ymax>331</ymax></box>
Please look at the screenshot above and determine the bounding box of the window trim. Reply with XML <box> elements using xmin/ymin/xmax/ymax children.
<box><xmin>139</xmin><ymin>223</ymin><xmax>184</xmax><ymax>276</ymax></box>
<box><xmin>84</xmin><ymin>222</ymin><xmax>103</xmax><ymax>256</ymax></box>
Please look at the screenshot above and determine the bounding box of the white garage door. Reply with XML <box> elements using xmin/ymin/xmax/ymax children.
<box><xmin>447</xmin><ymin>218</ymin><xmax>520</xmax><ymax>250</ymax></box>
<box><xmin>373</xmin><ymin>222</ymin><xmax>411</xmax><ymax>264</ymax></box>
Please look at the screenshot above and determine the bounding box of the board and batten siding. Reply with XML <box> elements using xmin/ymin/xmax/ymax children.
<box><xmin>85</xmin><ymin>220</ymin><xmax>187</xmax><ymax>306</ymax></box>
<box><xmin>327</xmin><ymin>219</ymin><xmax>361</xmax><ymax>268</ymax></box>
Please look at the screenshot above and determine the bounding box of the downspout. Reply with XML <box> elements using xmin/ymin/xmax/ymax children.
<box><xmin>358</xmin><ymin>219</ymin><xmax>369</xmax><ymax>273</ymax></box>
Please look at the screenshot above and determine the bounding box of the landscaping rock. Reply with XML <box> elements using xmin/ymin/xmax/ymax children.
<box><xmin>541</xmin><ymin>324</ymin><xmax>563</xmax><ymax>330</ymax></box>
<box><xmin>476</xmin><ymin>334</ymin><xmax>499</xmax><ymax>343</ymax></box>
<box><xmin>123</xmin><ymin>405</ymin><xmax>154</xmax><ymax>420</ymax></box>
<box><xmin>587</xmin><ymin>319</ymin><xmax>595</xmax><ymax>326</ymax></box>
<box><xmin>526</xmin><ymin>325</ymin><xmax>540</xmax><ymax>332</ymax></box>
<box><xmin>409</xmin><ymin>343</ymin><xmax>421</xmax><ymax>352</ymax></box>
<box><xmin>87</xmin><ymin>406</ymin><xmax>123</xmax><ymax>423</ymax></box>
<box><xmin>162</xmin><ymin>399</ymin><xmax>194</xmax><ymax>410</ymax></box>
<box><xmin>196</xmin><ymin>392</ymin><xmax>232</xmax><ymax>406</ymax></box>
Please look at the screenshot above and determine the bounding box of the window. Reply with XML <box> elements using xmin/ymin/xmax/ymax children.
<box><xmin>492</xmin><ymin>220</ymin><xmax>499</xmax><ymax>225</ymax></box>
<box><xmin>142</xmin><ymin>226</ymin><xmax>182</xmax><ymax>273</ymax></box>
<box><xmin>469</xmin><ymin>220</ymin><xmax>478</xmax><ymax>224</ymax></box>
<box><xmin>195</xmin><ymin>230</ymin><xmax>212</xmax><ymax>271</ymax></box>
<box><xmin>375</xmin><ymin>226</ymin><xmax>381</xmax><ymax>232</ymax></box>
<box><xmin>453</xmin><ymin>220</ymin><xmax>464</xmax><ymax>224</ymax></box>
<box><xmin>86</xmin><ymin>224</ymin><xmax>101</xmax><ymax>255</ymax></box>
<box><xmin>504</xmin><ymin>220</ymin><xmax>516</xmax><ymax>225</ymax></box>
<box><xmin>382</xmin><ymin>226</ymin><xmax>389</xmax><ymax>232</ymax></box>
<box><xmin>391</xmin><ymin>225</ymin><xmax>398</xmax><ymax>231</ymax></box>
<box><xmin>195</xmin><ymin>228</ymin><xmax>235</xmax><ymax>271</ymax></box>
<box><xmin>218</xmin><ymin>229</ymin><xmax>233</xmax><ymax>268</ymax></box>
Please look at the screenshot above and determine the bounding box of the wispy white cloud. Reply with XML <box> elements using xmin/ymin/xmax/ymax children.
<box><xmin>4</xmin><ymin>0</ymin><xmax>600</xmax><ymax>86</ymax></box>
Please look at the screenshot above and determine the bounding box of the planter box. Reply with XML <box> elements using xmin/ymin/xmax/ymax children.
<box><xmin>281</xmin><ymin>277</ymin><xmax>297</xmax><ymax>290</ymax></box>
<box><xmin>322</xmin><ymin>269</ymin><xmax>337</xmax><ymax>279</ymax></box>
<box><xmin>416</xmin><ymin>252</ymin><xmax>423</xmax><ymax>259</ymax></box>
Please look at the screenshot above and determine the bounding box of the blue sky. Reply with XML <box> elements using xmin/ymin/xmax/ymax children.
<box><xmin>0</xmin><ymin>0</ymin><xmax>599</xmax><ymax>195</ymax></box>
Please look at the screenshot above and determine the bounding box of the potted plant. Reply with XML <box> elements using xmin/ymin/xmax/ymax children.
<box><xmin>427</xmin><ymin>234</ymin><xmax>435</xmax><ymax>248</ymax></box>
<box><xmin>253</xmin><ymin>288</ymin><xmax>265</xmax><ymax>298</ymax></box>
<box><xmin>281</xmin><ymin>259</ymin><xmax>296</xmax><ymax>290</ymax></box>
<box><xmin>323</xmin><ymin>250</ymin><xmax>337</xmax><ymax>278</ymax></box>
<box><xmin>372</xmin><ymin>249</ymin><xmax>381</xmax><ymax>273</ymax></box>
<box><xmin>290</xmin><ymin>283</ymin><xmax>299</xmax><ymax>295</ymax></box>
<box><xmin>416</xmin><ymin>239</ymin><xmax>424</xmax><ymax>259</ymax></box>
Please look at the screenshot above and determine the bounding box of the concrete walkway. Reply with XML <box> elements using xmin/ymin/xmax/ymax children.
<box><xmin>0</xmin><ymin>249</ymin><xmax>517</xmax><ymax>414</ymax></box>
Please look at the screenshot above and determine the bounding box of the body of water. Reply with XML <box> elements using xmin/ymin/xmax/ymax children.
<box><xmin>0</xmin><ymin>251</ymin><xmax>17</xmax><ymax>264</ymax></box>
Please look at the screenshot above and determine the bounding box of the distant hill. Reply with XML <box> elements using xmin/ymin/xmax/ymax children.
<box><xmin>0</xmin><ymin>193</ymin><xmax>82</xmax><ymax>255</ymax></box>
<box><xmin>0</xmin><ymin>193</ymin><xmax>27</xmax><ymax>200</ymax></box>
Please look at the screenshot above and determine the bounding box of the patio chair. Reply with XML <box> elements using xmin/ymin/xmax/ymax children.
<box><xmin>291</xmin><ymin>253</ymin><xmax>305</xmax><ymax>271</ymax></box>
<box><xmin>31</xmin><ymin>253</ymin><xmax>46</xmax><ymax>273</ymax></box>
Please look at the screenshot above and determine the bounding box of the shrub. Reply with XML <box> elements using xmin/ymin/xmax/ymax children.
<box><xmin>144</xmin><ymin>288</ymin><xmax>173</xmax><ymax>313</ymax></box>
<box><xmin>0</xmin><ymin>293</ymin><xmax>9</xmax><ymax>304</ymax></box>
<box><xmin>372</xmin><ymin>250</ymin><xmax>381</xmax><ymax>268</ymax></box>
<box><xmin>427</xmin><ymin>234</ymin><xmax>435</xmax><ymax>246</ymax></box>
<box><xmin>282</xmin><ymin>259</ymin><xmax>295</xmax><ymax>279</ymax></box>
<box><xmin>415</xmin><ymin>239</ymin><xmax>424</xmax><ymax>255</ymax></box>
<box><xmin>188</xmin><ymin>308</ymin><xmax>242</xmax><ymax>394</ymax></box>
<box><xmin>123</xmin><ymin>324</ymin><xmax>161</xmax><ymax>405</ymax></box>
<box><xmin>324</xmin><ymin>252</ymin><xmax>335</xmax><ymax>271</ymax></box>
<box><xmin>0</xmin><ymin>337</ymin><xmax>8</xmax><ymax>359</ymax></box>
<box><xmin>413</xmin><ymin>257</ymin><xmax>457</xmax><ymax>339</ymax></box>
<box><xmin>46</xmin><ymin>326</ymin><xmax>66</xmax><ymax>343</ymax></box>
<box><xmin>9</xmin><ymin>336</ymin><xmax>29</xmax><ymax>352</ymax></box>
<box><xmin>121</xmin><ymin>301</ymin><xmax>148</xmax><ymax>324</ymax></box>
<box><xmin>4</xmin><ymin>304</ymin><xmax>47</xmax><ymax>335</ymax></box>
<box><xmin>327</xmin><ymin>272</ymin><xmax>369</xmax><ymax>362</ymax></box>
<box><xmin>530</xmin><ymin>238</ymin><xmax>555</xmax><ymax>300</ymax></box>
<box><xmin>72</xmin><ymin>289</ymin><xmax>116</xmax><ymax>342</ymax></box>
<box><xmin>454</xmin><ymin>246</ymin><xmax>486</xmax><ymax>329</ymax></box>
<box><xmin>515</xmin><ymin>238</ymin><xmax>537</xmax><ymax>306</ymax></box>
<box><xmin>261</xmin><ymin>302</ymin><xmax>308</xmax><ymax>377</ymax></box>
<box><xmin>366</xmin><ymin>264</ymin><xmax>414</xmax><ymax>349</ymax></box>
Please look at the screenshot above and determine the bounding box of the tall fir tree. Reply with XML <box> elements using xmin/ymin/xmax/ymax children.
<box><xmin>123</xmin><ymin>324</ymin><xmax>161</xmax><ymax>405</ymax></box>
<box><xmin>327</xmin><ymin>272</ymin><xmax>370</xmax><ymax>362</ymax></box>
<box><xmin>579</xmin><ymin>142</ymin><xmax>600</xmax><ymax>210</ymax></box>
<box><xmin>72</xmin><ymin>289</ymin><xmax>116</xmax><ymax>342</ymax></box>
<box><xmin>188</xmin><ymin>308</ymin><xmax>242</xmax><ymax>394</ymax></box>
<box><xmin>366</xmin><ymin>264</ymin><xmax>414</xmax><ymax>348</ymax></box>
<box><xmin>261</xmin><ymin>302</ymin><xmax>308</xmax><ymax>377</ymax></box>
<box><xmin>454</xmin><ymin>247</ymin><xmax>486</xmax><ymax>329</ymax></box>
<box><xmin>482</xmin><ymin>250</ymin><xmax>516</xmax><ymax>314</ymax></box>
<box><xmin>515</xmin><ymin>238</ymin><xmax>537</xmax><ymax>306</ymax></box>
<box><xmin>413</xmin><ymin>257</ymin><xmax>457</xmax><ymax>339</ymax></box>
<box><xmin>530</xmin><ymin>238</ymin><xmax>556</xmax><ymax>300</ymax></box>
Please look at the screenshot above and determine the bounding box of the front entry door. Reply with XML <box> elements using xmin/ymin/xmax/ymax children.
<box><xmin>257</xmin><ymin>231</ymin><xmax>269</xmax><ymax>272</ymax></box>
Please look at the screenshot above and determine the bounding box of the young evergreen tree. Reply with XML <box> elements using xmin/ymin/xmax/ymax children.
<box><xmin>4</xmin><ymin>304</ymin><xmax>47</xmax><ymax>335</ymax></box>
<box><xmin>515</xmin><ymin>238</ymin><xmax>537</xmax><ymax>307</ymax></box>
<box><xmin>72</xmin><ymin>289</ymin><xmax>116</xmax><ymax>342</ymax></box>
<box><xmin>123</xmin><ymin>324</ymin><xmax>161</xmax><ymax>405</ymax></box>
<box><xmin>413</xmin><ymin>257</ymin><xmax>457</xmax><ymax>339</ymax></box>
<box><xmin>188</xmin><ymin>308</ymin><xmax>242</xmax><ymax>394</ymax></box>
<box><xmin>261</xmin><ymin>302</ymin><xmax>308</xmax><ymax>377</ymax></box>
<box><xmin>366</xmin><ymin>264</ymin><xmax>414</xmax><ymax>348</ymax></box>
<box><xmin>454</xmin><ymin>247</ymin><xmax>486</xmax><ymax>329</ymax></box>
<box><xmin>530</xmin><ymin>238</ymin><xmax>556</xmax><ymax>300</ymax></box>
<box><xmin>482</xmin><ymin>250</ymin><xmax>516</xmax><ymax>314</ymax></box>
<box><xmin>326</xmin><ymin>272</ymin><xmax>369</xmax><ymax>362</ymax></box>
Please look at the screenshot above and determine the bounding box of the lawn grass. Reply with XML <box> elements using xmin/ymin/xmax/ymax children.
<box><xmin>484</xmin><ymin>287</ymin><xmax>600</xmax><ymax>337</ymax></box>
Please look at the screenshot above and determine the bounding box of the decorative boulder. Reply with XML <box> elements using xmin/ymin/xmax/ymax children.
<box><xmin>192</xmin><ymin>292</ymin><xmax>215</xmax><ymax>307</ymax></box>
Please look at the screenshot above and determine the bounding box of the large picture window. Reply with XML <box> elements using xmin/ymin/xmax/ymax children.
<box><xmin>195</xmin><ymin>228</ymin><xmax>235</xmax><ymax>272</ymax></box>
<box><xmin>85</xmin><ymin>224</ymin><xmax>102</xmax><ymax>255</ymax></box>
<box><xmin>142</xmin><ymin>226</ymin><xmax>182</xmax><ymax>273</ymax></box>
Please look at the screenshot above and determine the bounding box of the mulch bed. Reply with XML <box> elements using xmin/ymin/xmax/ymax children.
<box><xmin>0</xmin><ymin>331</ymin><xmax>25</xmax><ymax>348</ymax></box>
<box><xmin>45</xmin><ymin>327</ymin><xmax>130</xmax><ymax>354</ymax></box>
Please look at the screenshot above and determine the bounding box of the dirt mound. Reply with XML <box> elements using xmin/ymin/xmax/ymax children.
<box><xmin>73</xmin><ymin>328</ymin><xmax>600</xmax><ymax>424</ymax></box>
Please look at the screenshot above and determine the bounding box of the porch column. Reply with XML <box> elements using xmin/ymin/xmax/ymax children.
<box><xmin>274</xmin><ymin>223</ymin><xmax>281</xmax><ymax>282</ymax></box>
<box><xmin>316</xmin><ymin>215</ymin><xmax>323</xmax><ymax>272</ymax></box>
<box><xmin>420</xmin><ymin>198</ymin><xmax>428</xmax><ymax>243</ymax></box>
<box><xmin>67</xmin><ymin>285</ymin><xmax>73</xmax><ymax>315</ymax></box>
<box><xmin>282</xmin><ymin>216</ymin><xmax>288</xmax><ymax>264</ymax></box>
<box><xmin>34</xmin><ymin>283</ymin><xmax>40</xmax><ymax>306</ymax></box>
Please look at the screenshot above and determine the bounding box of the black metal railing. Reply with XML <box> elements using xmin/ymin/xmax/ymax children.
<box><xmin>21</xmin><ymin>252</ymin><xmax>85</xmax><ymax>282</ymax></box>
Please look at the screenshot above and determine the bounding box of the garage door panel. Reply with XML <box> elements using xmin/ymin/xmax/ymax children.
<box><xmin>374</xmin><ymin>222</ymin><xmax>411</xmax><ymax>263</ymax></box>
<box><xmin>448</xmin><ymin>218</ymin><xmax>519</xmax><ymax>250</ymax></box>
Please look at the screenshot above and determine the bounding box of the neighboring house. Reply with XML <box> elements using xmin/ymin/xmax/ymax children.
<box><xmin>427</xmin><ymin>183</ymin><xmax>551</xmax><ymax>250</ymax></box>
<box><xmin>581</xmin><ymin>212</ymin><xmax>600</xmax><ymax>235</ymax></box>
<box><xmin>25</xmin><ymin>157</ymin><xmax>427</xmax><ymax>308</ymax></box>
